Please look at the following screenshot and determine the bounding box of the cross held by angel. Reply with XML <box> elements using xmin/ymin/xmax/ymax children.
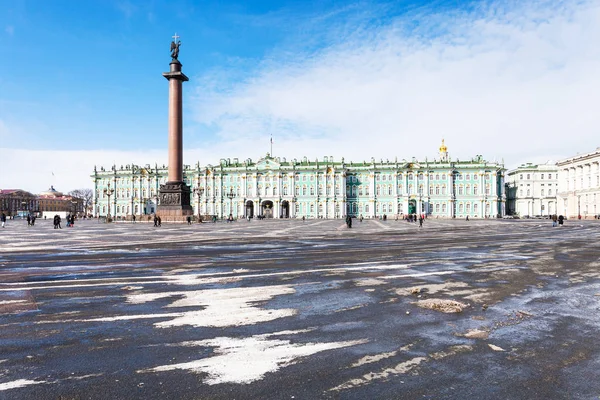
<box><xmin>170</xmin><ymin>33</ymin><xmax>181</xmax><ymax>60</ymax></box>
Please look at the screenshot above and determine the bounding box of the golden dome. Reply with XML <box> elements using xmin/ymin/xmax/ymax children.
<box><xmin>439</xmin><ymin>139</ymin><xmax>448</xmax><ymax>153</ymax></box>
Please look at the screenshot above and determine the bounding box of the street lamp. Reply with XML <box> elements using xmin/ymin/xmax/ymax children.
<box><xmin>193</xmin><ymin>187</ymin><xmax>204</xmax><ymax>217</ymax></box>
<box><xmin>227</xmin><ymin>188</ymin><xmax>235</xmax><ymax>220</ymax></box>
<box><xmin>578</xmin><ymin>194</ymin><xmax>581</xmax><ymax>219</ymax></box>
<box><xmin>103</xmin><ymin>183</ymin><xmax>115</xmax><ymax>221</ymax></box>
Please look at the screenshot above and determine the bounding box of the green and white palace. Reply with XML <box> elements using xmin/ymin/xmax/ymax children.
<box><xmin>91</xmin><ymin>141</ymin><xmax>506</xmax><ymax>220</ymax></box>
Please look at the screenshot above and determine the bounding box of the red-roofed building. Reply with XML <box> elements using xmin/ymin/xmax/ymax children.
<box><xmin>37</xmin><ymin>186</ymin><xmax>84</xmax><ymax>218</ymax></box>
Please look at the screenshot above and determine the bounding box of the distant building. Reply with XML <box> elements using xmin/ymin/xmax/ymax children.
<box><xmin>557</xmin><ymin>148</ymin><xmax>600</xmax><ymax>219</ymax></box>
<box><xmin>91</xmin><ymin>141</ymin><xmax>506</xmax><ymax>219</ymax></box>
<box><xmin>37</xmin><ymin>186</ymin><xmax>84</xmax><ymax>218</ymax></box>
<box><xmin>0</xmin><ymin>189</ymin><xmax>38</xmax><ymax>217</ymax></box>
<box><xmin>506</xmin><ymin>163</ymin><xmax>559</xmax><ymax>217</ymax></box>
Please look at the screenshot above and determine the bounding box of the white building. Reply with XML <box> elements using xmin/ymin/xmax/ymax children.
<box><xmin>557</xmin><ymin>148</ymin><xmax>600</xmax><ymax>219</ymax></box>
<box><xmin>506</xmin><ymin>163</ymin><xmax>558</xmax><ymax>217</ymax></box>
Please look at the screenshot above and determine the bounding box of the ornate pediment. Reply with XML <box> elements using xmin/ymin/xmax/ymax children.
<box><xmin>401</xmin><ymin>162</ymin><xmax>422</xmax><ymax>170</ymax></box>
<box><xmin>255</xmin><ymin>154</ymin><xmax>280</xmax><ymax>171</ymax></box>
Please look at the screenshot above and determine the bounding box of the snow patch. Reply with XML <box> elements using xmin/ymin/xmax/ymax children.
<box><xmin>141</xmin><ymin>334</ymin><xmax>367</xmax><ymax>384</ymax></box>
<box><xmin>0</xmin><ymin>379</ymin><xmax>45</xmax><ymax>391</ymax></box>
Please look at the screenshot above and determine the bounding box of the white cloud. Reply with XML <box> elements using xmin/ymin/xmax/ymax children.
<box><xmin>190</xmin><ymin>0</ymin><xmax>600</xmax><ymax>168</ymax></box>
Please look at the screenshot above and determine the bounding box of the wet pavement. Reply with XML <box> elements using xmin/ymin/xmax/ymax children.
<box><xmin>0</xmin><ymin>218</ymin><xmax>599</xmax><ymax>399</ymax></box>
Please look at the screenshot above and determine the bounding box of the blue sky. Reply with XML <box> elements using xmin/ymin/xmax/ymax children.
<box><xmin>1</xmin><ymin>0</ymin><xmax>599</xmax><ymax>193</ymax></box>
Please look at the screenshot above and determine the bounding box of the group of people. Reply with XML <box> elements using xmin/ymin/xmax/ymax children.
<box><xmin>153</xmin><ymin>215</ymin><xmax>162</xmax><ymax>227</ymax></box>
<box><xmin>52</xmin><ymin>215</ymin><xmax>62</xmax><ymax>229</ymax></box>
<box><xmin>26</xmin><ymin>214</ymin><xmax>37</xmax><ymax>226</ymax></box>
<box><xmin>551</xmin><ymin>214</ymin><xmax>565</xmax><ymax>227</ymax></box>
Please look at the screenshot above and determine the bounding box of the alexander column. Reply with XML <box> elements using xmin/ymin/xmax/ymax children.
<box><xmin>157</xmin><ymin>33</ymin><xmax>193</xmax><ymax>218</ymax></box>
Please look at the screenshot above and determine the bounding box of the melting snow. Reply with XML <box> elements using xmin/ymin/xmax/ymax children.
<box><xmin>141</xmin><ymin>332</ymin><xmax>367</xmax><ymax>384</ymax></box>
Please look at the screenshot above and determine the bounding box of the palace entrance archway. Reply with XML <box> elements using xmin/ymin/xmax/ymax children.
<box><xmin>281</xmin><ymin>201</ymin><xmax>290</xmax><ymax>218</ymax></box>
<box><xmin>245</xmin><ymin>200</ymin><xmax>254</xmax><ymax>218</ymax></box>
<box><xmin>408</xmin><ymin>199</ymin><xmax>417</xmax><ymax>215</ymax></box>
<box><xmin>262</xmin><ymin>200</ymin><xmax>274</xmax><ymax>219</ymax></box>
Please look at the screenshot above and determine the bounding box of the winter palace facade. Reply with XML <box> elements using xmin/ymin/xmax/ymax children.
<box><xmin>91</xmin><ymin>141</ymin><xmax>506</xmax><ymax>220</ymax></box>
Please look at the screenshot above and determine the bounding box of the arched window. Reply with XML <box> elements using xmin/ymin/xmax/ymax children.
<box><xmin>318</xmin><ymin>185</ymin><xmax>323</xmax><ymax>195</ymax></box>
<box><xmin>398</xmin><ymin>203</ymin><xmax>403</xmax><ymax>213</ymax></box>
<box><xmin>473</xmin><ymin>185</ymin><xmax>478</xmax><ymax>195</ymax></box>
<box><xmin>442</xmin><ymin>174</ymin><xmax>446</xmax><ymax>180</ymax></box>
<box><xmin>302</xmin><ymin>186</ymin><xmax>307</xmax><ymax>195</ymax></box>
<box><xmin>365</xmin><ymin>204</ymin><xmax>370</xmax><ymax>213</ymax></box>
<box><xmin>442</xmin><ymin>203</ymin><xmax>447</xmax><ymax>213</ymax></box>
<box><xmin>429</xmin><ymin>185</ymin><xmax>434</xmax><ymax>195</ymax></box>
<box><xmin>382</xmin><ymin>204</ymin><xmax>387</xmax><ymax>213</ymax></box>
<box><xmin>376</xmin><ymin>185</ymin><xmax>381</xmax><ymax>196</ymax></box>
<box><xmin>436</xmin><ymin>174</ymin><xmax>440</xmax><ymax>180</ymax></box>
<box><xmin>435</xmin><ymin>203</ymin><xmax>440</xmax><ymax>213</ymax></box>
<box><xmin>458</xmin><ymin>185</ymin><xmax>464</xmax><ymax>195</ymax></box>
<box><xmin>459</xmin><ymin>203</ymin><xmax>464</xmax><ymax>213</ymax></box>
<box><xmin>474</xmin><ymin>203</ymin><xmax>479</xmax><ymax>214</ymax></box>
<box><xmin>310</xmin><ymin>203</ymin><xmax>315</xmax><ymax>213</ymax></box>
<box><xmin>388</xmin><ymin>185</ymin><xmax>393</xmax><ymax>195</ymax></box>
<box><xmin>442</xmin><ymin>185</ymin><xmax>447</xmax><ymax>195</ymax></box>
<box><xmin>466</xmin><ymin>185</ymin><xmax>471</xmax><ymax>195</ymax></box>
<box><xmin>398</xmin><ymin>185</ymin><xmax>403</xmax><ymax>194</ymax></box>
<box><xmin>310</xmin><ymin>186</ymin><xmax>315</xmax><ymax>195</ymax></box>
<box><xmin>408</xmin><ymin>184</ymin><xmax>414</xmax><ymax>194</ymax></box>
<box><xmin>408</xmin><ymin>174</ymin><xmax>414</xmax><ymax>180</ymax></box>
<box><xmin>283</xmin><ymin>186</ymin><xmax>288</xmax><ymax>196</ymax></box>
<box><xmin>435</xmin><ymin>185</ymin><xmax>440</xmax><ymax>195</ymax></box>
<box><xmin>466</xmin><ymin>203</ymin><xmax>471</xmax><ymax>213</ymax></box>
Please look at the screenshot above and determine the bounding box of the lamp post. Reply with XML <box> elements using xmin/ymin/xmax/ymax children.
<box><xmin>227</xmin><ymin>188</ymin><xmax>234</xmax><ymax>220</ymax></box>
<box><xmin>578</xmin><ymin>194</ymin><xmax>581</xmax><ymax>219</ymax></box>
<box><xmin>103</xmin><ymin>183</ymin><xmax>115</xmax><ymax>221</ymax></box>
<box><xmin>193</xmin><ymin>187</ymin><xmax>204</xmax><ymax>218</ymax></box>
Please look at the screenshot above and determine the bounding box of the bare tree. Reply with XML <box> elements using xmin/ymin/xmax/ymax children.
<box><xmin>68</xmin><ymin>189</ymin><xmax>94</xmax><ymax>215</ymax></box>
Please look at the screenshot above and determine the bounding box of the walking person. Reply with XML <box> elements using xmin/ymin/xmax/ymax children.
<box><xmin>132</xmin><ymin>214</ymin><xmax>136</xmax><ymax>224</ymax></box>
<box><xmin>419</xmin><ymin>215</ymin><xmax>424</xmax><ymax>228</ymax></box>
<box><xmin>552</xmin><ymin>214</ymin><xmax>558</xmax><ymax>227</ymax></box>
<box><xmin>26</xmin><ymin>215</ymin><xmax>31</xmax><ymax>226</ymax></box>
<box><xmin>153</xmin><ymin>215</ymin><xmax>158</xmax><ymax>227</ymax></box>
<box><xmin>158</xmin><ymin>216</ymin><xmax>162</xmax><ymax>227</ymax></box>
<box><xmin>187</xmin><ymin>215</ymin><xmax>192</xmax><ymax>225</ymax></box>
<box><xmin>1</xmin><ymin>212</ymin><xmax>6</xmax><ymax>228</ymax></box>
<box><xmin>558</xmin><ymin>215</ymin><xmax>564</xmax><ymax>226</ymax></box>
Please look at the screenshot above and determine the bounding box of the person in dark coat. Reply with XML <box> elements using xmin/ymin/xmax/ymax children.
<box><xmin>1</xmin><ymin>212</ymin><xmax>6</xmax><ymax>228</ymax></box>
<box><xmin>153</xmin><ymin>215</ymin><xmax>158</xmax><ymax>227</ymax></box>
<box><xmin>558</xmin><ymin>215</ymin><xmax>564</xmax><ymax>226</ymax></box>
<box><xmin>26</xmin><ymin>215</ymin><xmax>31</xmax><ymax>226</ymax></box>
<box><xmin>346</xmin><ymin>215</ymin><xmax>352</xmax><ymax>228</ymax></box>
